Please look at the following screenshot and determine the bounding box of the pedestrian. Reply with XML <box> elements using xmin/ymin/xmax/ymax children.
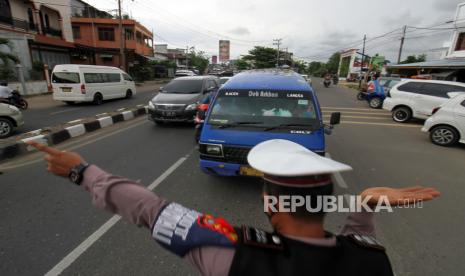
<box><xmin>28</xmin><ymin>139</ymin><xmax>440</xmax><ymax>276</ymax></box>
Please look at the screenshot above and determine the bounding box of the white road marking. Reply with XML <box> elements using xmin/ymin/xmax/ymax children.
<box><xmin>322</xmin><ymin>106</ymin><xmax>387</xmax><ymax>112</ymax></box>
<box><xmin>44</xmin><ymin>155</ymin><xmax>190</xmax><ymax>276</ymax></box>
<box><xmin>322</xmin><ymin>115</ymin><xmax>389</xmax><ymax>120</ymax></box>
<box><xmin>325</xmin><ymin>153</ymin><xmax>349</xmax><ymax>189</ymax></box>
<box><xmin>50</xmin><ymin>108</ymin><xmax>83</xmax><ymax>115</ymax></box>
<box><xmin>323</xmin><ymin>111</ymin><xmax>390</xmax><ymax>116</ymax></box>
<box><xmin>117</xmin><ymin>108</ymin><xmax>126</xmax><ymax>112</ymax></box>
<box><xmin>67</xmin><ymin>119</ymin><xmax>82</xmax><ymax>124</ymax></box>
<box><xmin>339</xmin><ymin>121</ymin><xmax>421</xmax><ymax>128</ymax></box>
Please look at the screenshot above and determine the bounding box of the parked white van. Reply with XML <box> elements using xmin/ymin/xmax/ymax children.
<box><xmin>52</xmin><ymin>65</ymin><xmax>136</xmax><ymax>105</ymax></box>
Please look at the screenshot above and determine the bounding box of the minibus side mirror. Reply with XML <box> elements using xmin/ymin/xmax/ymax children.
<box><xmin>158</xmin><ymin>87</ymin><xmax>163</xmax><ymax>92</ymax></box>
<box><xmin>330</xmin><ymin>112</ymin><xmax>341</xmax><ymax>125</ymax></box>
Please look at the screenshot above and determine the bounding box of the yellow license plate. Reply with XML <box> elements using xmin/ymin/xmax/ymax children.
<box><xmin>239</xmin><ymin>166</ymin><xmax>263</xmax><ymax>177</ymax></box>
<box><xmin>61</xmin><ymin>87</ymin><xmax>72</xmax><ymax>92</ymax></box>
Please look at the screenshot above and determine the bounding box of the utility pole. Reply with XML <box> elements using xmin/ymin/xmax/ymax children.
<box><xmin>186</xmin><ymin>45</ymin><xmax>189</xmax><ymax>69</ymax></box>
<box><xmin>118</xmin><ymin>0</ymin><xmax>125</xmax><ymax>71</ymax></box>
<box><xmin>397</xmin><ymin>25</ymin><xmax>407</xmax><ymax>64</ymax></box>
<box><xmin>359</xmin><ymin>34</ymin><xmax>366</xmax><ymax>89</ymax></box>
<box><xmin>273</xmin><ymin>38</ymin><xmax>282</xmax><ymax>68</ymax></box>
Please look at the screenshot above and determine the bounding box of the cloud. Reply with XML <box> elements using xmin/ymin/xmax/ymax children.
<box><xmin>432</xmin><ymin>0</ymin><xmax>461</xmax><ymax>12</ymax></box>
<box><xmin>228</xmin><ymin>27</ymin><xmax>251</xmax><ymax>36</ymax></box>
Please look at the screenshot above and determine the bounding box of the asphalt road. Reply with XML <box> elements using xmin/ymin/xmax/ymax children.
<box><xmin>1</xmin><ymin>79</ymin><xmax>464</xmax><ymax>276</ymax></box>
<box><xmin>17</xmin><ymin>83</ymin><xmax>162</xmax><ymax>133</ymax></box>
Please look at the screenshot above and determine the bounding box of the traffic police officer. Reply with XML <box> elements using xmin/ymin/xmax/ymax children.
<box><xmin>29</xmin><ymin>139</ymin><xmax>440</xmax><ymax>276</ymax></box>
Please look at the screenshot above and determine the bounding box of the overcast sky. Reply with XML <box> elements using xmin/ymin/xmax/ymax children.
<box><xmin>86</xmin><ymin>0</ymin><xmax>463</xmax><ymax>63</ymax></box>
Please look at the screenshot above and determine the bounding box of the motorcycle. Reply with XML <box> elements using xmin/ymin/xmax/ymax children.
<box><xmin>356</xmin><ymin>90</ymin><xmax>385</xmax><ymax>109</ymax></box>
<box><xmin>323</xmin><ymin>76</ymin><xmax>331</xmax><ymax>88</ymax></box>
<box><xmin>332</xmin><ymin>76</ymin><xmax>339</xmax><ymax>85</ymax></box>
<box><xmin>194</xmin><ymin>103</ymin><xmax>209</xmax><ymax>142</ymax></box>
<box><xmin>0</xmin><ymin>90</ymin><xmax>28</xmax><ymax>110</ymax></box>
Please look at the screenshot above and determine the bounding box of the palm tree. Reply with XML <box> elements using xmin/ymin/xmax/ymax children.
<box><xmin>0</xmin><ymin>38</ymin><xmax>19</xmax><ymax>80</ymax></box>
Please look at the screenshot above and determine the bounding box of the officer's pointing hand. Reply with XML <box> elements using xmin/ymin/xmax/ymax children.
<box><xmin>27</xmin><ymin>141</ymin><xmax>85</xmax><ymax>177</ymax></box>
<box><xmin>361</xmin><ymin>186</ymin><xmax>440</xmax><ymax>207</ymax></box>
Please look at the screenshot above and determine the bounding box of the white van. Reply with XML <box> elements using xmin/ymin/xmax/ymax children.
<box><xmin>52</xmin><ymin>64</ymin><xmax>136</xmax><ymax>105</ymax></box>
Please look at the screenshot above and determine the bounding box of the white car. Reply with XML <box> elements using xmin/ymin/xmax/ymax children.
<box><xmin>0</xmin><ymin>103</ymin><xmax>24</xmax><ymax>138</ymax></box>
<box><xmin>52</xmin><ymin>64</ymin><xmax>136</xmax><ymax>105</ymax></box>
<box><xmin>175</xmin><ymin>70</ymin><xmax>196</xmax><ymax>77</ymax></box>
<box><xmin>422</xmin><ymin>94</ymin><xmax>465</xmax><ymax>146</ymax></box>
<box><xmin>382</xmin><ymin>79</ymin><xmax>465</xmax><ymax>123</ymax></box>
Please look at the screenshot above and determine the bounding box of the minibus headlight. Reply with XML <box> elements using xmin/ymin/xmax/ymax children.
<box><xmin>205</xmin><ymin>144</ymin><xmax>223</xmax><ymax>156</ymax></box>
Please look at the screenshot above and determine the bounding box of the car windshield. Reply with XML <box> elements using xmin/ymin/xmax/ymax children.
<box><xmin>162</xmin><ymin>79</ymin><xmax>203</xmax><ymax>94</ymax></box>
<box><xmin>220</xmin><ymin>78</ymin><xmax>229</xmax><ymax>85</ymax></box>
<box><xmin>208</xmin><ymin>90</ymin><xmax>320</xmax><ymax>130</ymax></box>
<box><xmin>52</xmin><ymin>72</ymin><xmax>80</xmax><ymax>84</ymax></box>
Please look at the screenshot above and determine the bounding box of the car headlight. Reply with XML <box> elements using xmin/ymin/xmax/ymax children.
<box><xmin>203</xmin><ymin>144</ymin><xmax>223</xmax><ymax>156</ymax></box>
<box><xmin>185</xmin><ymin>103</ymin><xmax>198</xmax><ymax>111</ymax></box>
<box><xmin>148</xmin><ymin>101</ymin><xmax>155</xmax><ymax>110</ymax></box>
<box><xmin>9</xmin><ymin>105</ymin><xmax>20</xmax><ymax>114</ymax></box>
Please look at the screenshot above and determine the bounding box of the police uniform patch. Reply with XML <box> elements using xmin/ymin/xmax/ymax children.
<box><xmin>241</xmin><ymin>226</ymin><xmax>284</xmax><ymax>250</ymax></box>
<box><xmin>348</xmin><ymin>234</ymin><xmax>385</xmax><ymax>251</ymax></box>
<box><xmin>152</xmin><ymin>202</ymin><xmax>237</xmax><ymax>256</ymax></box>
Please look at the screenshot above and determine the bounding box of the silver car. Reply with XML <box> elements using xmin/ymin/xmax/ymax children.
<box><xmin>0</xmin><ymin>103</ymin><xmax>24</xmax><ymax>138</ymax></box>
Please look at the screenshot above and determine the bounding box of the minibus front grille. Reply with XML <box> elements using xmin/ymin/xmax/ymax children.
<box><xmin>223</xmin><ymin>146</ymin><xmax>251</xmax><ymax>164</ymax></box>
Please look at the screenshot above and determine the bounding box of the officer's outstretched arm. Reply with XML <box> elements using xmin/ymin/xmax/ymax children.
<box><xmin>361</xmin><ymin>186</ymin><xmax>440</xmax><ymax>207</ymax></box>
<box><xmin>341</xmin><ymin>186</ymin><xmax>440</xmax><ymax>236</ymax></box>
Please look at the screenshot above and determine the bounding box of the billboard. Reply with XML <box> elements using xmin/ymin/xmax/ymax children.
<box><xmin>212</xmin><ymin>55</ymin><xmax>218</xmax><ymax>64</ymax></box>
<box><xmin>219</xmin><ymin>40</ymin><xmax>230</xmax><ymax>62</ymax></box>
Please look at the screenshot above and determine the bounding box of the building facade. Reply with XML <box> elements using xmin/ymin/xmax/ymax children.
<box><xmin>0</xmin><ymin>0</ymin><xmax>75</xmax><ymax>80</ymax></box>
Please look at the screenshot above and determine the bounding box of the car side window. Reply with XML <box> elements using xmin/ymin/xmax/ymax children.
<box><xmin>207</xmin><ymin>80</ymin><xmax>217</xmax><ymax>90</ymax></box>
<box><xmin>123</xmin><ymin>73</ymin><xmax>133</xmax><ymax>81</ymax></box>
<box><xmin>421</xmin><ymin>83</ymin><xmax>450</xmax><ymax>98</ymax></box>
<box><xmin>443</xmin><ymin>84</ymin><xmax>465</xmax><ymax>93</ymax></box>
<box><xmin>397</xmin><ymin>82</ymin><xmax>424</xmax><ymax>94</ymax></box>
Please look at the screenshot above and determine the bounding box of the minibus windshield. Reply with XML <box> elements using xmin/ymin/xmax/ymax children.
<box><xmin>208</xmin><ymin>90</ymin><xmax>320</xmax><ymax>130</ymax></box>
<box><xmin>52</xmin><ymin>72</ymin><xmax>80</xmax><ymax>84</ymax></box>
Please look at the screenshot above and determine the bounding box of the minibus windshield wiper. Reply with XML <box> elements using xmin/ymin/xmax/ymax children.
<box><xmin>218</xmin><ymin>121</ymin><xmax>264</xmax><ymax>129</ymax></box>
<box><xmin>264</xmin><ymin>123</ymin><xmax>313</xmax><ymax>131</ymax></box>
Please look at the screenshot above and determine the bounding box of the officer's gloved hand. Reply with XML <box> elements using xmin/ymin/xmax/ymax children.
<box><xmin>27</xmin><ymin>141</ymin><xmax>85</xmax><ymax>177</ymax></box>
<box><xmin>360</xmin><ymin>186</ymin><xmax>440</xmax><ymax>207</ymax></box>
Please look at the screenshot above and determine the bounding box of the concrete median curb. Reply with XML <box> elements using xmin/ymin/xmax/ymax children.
<box><xmin>0</xmin><ymin>106</ymin><xmax>149</xmax><ymax>162</ymax></box>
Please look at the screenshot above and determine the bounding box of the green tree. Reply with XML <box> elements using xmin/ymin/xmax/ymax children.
<box><xmin>400</xmin><ymin>54</ymin><xmax>426</xmax><ymax>64</ymax></box>
<box><xmin>235</xmin><ymin>59</ymin><xmax>250</xmax><ymax>70</ymax></box>
<box><xmin>243</xmin><ymin>46</ymin><xmax>278</xmax><ymax>69</ymax></box>
<box><xmin>293</xmin><ymin>60</ymin><xmax>307</xmax><ymax>74</ymax></box>
<box><xmin>307</xmin><ymin>61</ymin><xmax>326</xmax><ymax>76</ymax></box>
<box><xmin>0</xmin><ymin>38</ymin><xmax>19</xmax><ymax>80</ymax></box>
<box><xmin>326</xmin><ymin>52</ymin><xmax>341</xmax><ymax>74</ymax></box>
<box><xmin>188</xmin><ymin>50</ymin><xmax>209</xmax><ymax>74</ymax></box>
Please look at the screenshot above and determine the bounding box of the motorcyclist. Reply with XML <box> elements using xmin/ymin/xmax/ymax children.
<box><xmin>0</xmin><ymin>81</ymin><xmax>13</xmax><ymax>101</ymax></box>
<box><xmin>367</xmin><ymin>73</ymin><xmax>385</xmax><ymax>96</ymax></box>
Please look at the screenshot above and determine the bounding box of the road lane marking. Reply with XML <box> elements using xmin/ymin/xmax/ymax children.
<box><xmin>323</xmin><ymin>111</ymin><xmax>391</xmax><ymax>116</ymax></box>
<box><xmin>50</xmin><ymin>108</ymin><xmax>83</xmax><ymax>115</ymax></box>
<box><xmin>339</xmin><ymin>121</ymin><xmax>422</xmax><ymax>128</ymax></box>
<box><xmin>67</xmin><ymin>119</ymin><xmax>82</xmax><ymax>124</ymax></box>
<box><xmin>0</xmin><ymin>119</ymin><xmax>148</xmax><ymax>171</ymax></box>
<box><xmin>323</xmin><ymin>115</ymin><xmax>390</xmax><ymax>120</ymax></box>
<box><xmin>325</xmin><ymin>153</ymin><xmax>348</xmax><ymax>189</ymax></box>
<box><xmin>44</xmin><ymin>154</ymin><xmax>191</xmax><ymax>276</ymax></box>
<box><xmin>322</xmin><ymin>106</ymin><xmax>388</xmax><ymax>112</ymax></box>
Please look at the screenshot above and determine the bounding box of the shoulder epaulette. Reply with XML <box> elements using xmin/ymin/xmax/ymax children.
<box><xmin>347</xmin><ymin>234</ymin><xmax>385</xmax><ymax>251</ymax></box>
<box><xmin>241</xmin><ymin>226</ymin><xmax>284</xmax><ymax>250</ymax></box>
